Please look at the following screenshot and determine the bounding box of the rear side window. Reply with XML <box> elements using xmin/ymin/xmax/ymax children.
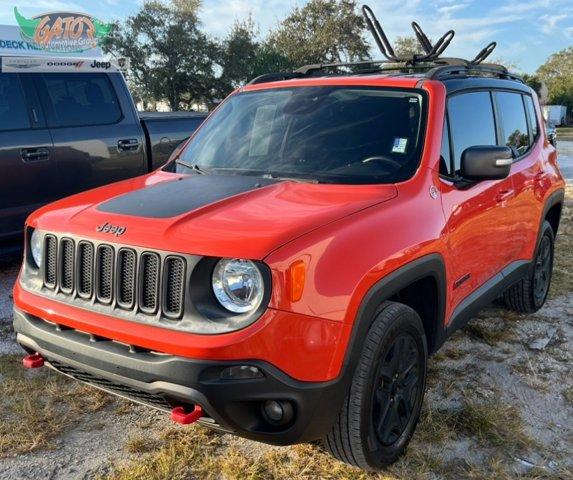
<box><xmin>495</xmin><ymin>91</ymin><xmax>529</xmax><ymax>156</ymax></box>
<box><xmin>448</xmin><ymin>92</ymin><xmax>496</xmax><ymax>173</ymax></box>
<box><xmin>41</xmin><ymin>73</ymin><xmax>121</xmax><ymax>127</ymax></box>
<box><xmin>0</xmin><ymin>74</ymin><xmax>30</xmax><ymax>131</ymax></box>
<box><xmin>524</xmin><ymin>95</ymin><xmax>539</xmax><ymax>140</ymax></box>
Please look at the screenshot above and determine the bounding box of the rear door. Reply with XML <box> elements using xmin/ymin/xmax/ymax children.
<box><xmin>34</xmin><ymin>72</ymin><xmax>146</xmax><ymax>197</ymax></box>
<box><xmin>0</xmin><ymin>72</ymin><xmax>55</xmax><ymax>243</ymax></box>
<box><xmin>493</xmin><ymin>91</ymin><xmax>541</xmax><ymax>261</ymax></box>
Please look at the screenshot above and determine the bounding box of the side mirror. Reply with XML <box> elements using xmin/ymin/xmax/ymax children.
<box><xmin>460</xmin><ymin>146</ymin><xmax>513</xmax><ymax>182</ymax></box>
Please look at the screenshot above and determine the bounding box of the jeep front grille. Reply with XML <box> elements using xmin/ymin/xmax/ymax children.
<box><xmin>41</xmin><ymin>235</ymin><xmax>187</xmax><ymax>320</ymax></box>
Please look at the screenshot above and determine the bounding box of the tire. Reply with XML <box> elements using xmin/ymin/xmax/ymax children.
<box><xmin>323</xmin><ymin>302</ymin><xmax>427</xmax><ymax>471</ymax></box>
<box><xmin>503</xmin><ymin>220</ymin><xmax>554</xmax><ymax>314</ymax></box>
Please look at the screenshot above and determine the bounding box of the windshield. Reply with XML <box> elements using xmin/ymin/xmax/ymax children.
<box><xmin>167</xmin><ymin>86</ymin><xmax>426</xmax><ymax>184</ymax></box>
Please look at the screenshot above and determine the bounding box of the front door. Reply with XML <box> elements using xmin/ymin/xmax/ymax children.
<box><xmin>439</xmin><ymin>90</ymin><xmax>516</xmax><ymax>315</ymax></box>
<box><xmin>0</xmin><ymin>73</ymin><xmax>55</xmax><ymax>244</ymax></box>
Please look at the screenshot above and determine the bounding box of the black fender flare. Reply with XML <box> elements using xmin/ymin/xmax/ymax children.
<box><xmin>340</xmin><ymin>253</ymin><xmax>447</xmax><ymax>383</ymax></box>
<box><xmin>537</xmin><ymin>188</ymin><xmax>565</xmax><ymax>248</ymax></box>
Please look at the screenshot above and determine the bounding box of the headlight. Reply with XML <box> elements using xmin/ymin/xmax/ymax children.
<box><xmin>212</xmin><ymin>259</ymin><xmax>264</xmax><ymax>313</ymax></box>
<box><xmin>30</xmin><ymin>229</ymin><xmax>43</xmax><ymax>268</ymax></box>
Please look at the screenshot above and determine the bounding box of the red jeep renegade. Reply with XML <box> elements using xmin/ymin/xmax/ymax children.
<box><xmin>12</xmin><ymin>17</ymin><xmax>565</xmax><ymax>470</ymax></box>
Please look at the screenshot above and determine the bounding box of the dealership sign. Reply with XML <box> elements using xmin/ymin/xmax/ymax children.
<box><xmin>0</xmin><ymin>7</ymin><xmax>112</xmax><ymax>57</ymax></box>
<box><xmin>14</xmin><ymin>7</ymin><xmax>112</xmax><ymax>53</ymax></box>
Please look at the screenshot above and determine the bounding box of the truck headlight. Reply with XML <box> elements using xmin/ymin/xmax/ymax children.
<box><xmin>212</xmin><ymin>259</ymin><xmax>264</xmax><ymax>313</ymax></box>
<box><xmin>30</xmin><ymin>229</ymin><xmax>43</xmax><ymax>268</ymax></box>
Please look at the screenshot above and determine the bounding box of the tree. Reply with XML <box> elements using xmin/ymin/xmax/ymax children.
<box><xmin>537</xmin><ymin>47</ymin><xmax>573</xmax><ymax>114</ymax></box>
<box><xmin>393</xmin><ymin>36</ymin><xmax>425</xmax><ymax>58</ymax></box>
<box><xmin>219</xmin><ymin>17</ymin><xmax>260</xmax><ymax>92</ymax></box>
<box><xmin>102</xmin><ymin>0</ymin><xmax>218</xmax><ymax>110</ymax></box>
<box><xmin>267</xmin><ymin>0</ymin><xmax>370</xmax><ymax>67</ymax></box>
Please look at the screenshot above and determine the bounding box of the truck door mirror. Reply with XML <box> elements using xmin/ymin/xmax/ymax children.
<box><xmin>460</xmin><ymin>146</ymin><xmax>513</xmax><ymax>182</ymax></box>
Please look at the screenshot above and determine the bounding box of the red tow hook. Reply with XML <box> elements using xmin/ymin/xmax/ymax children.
<box><xmin>23</xmin><ymin>353</ymin><xmax>45</xmax><ymax>369</ymax></box>
<box><xmin>171</xmin><ymin>405</ymin><xmax>204</xmax><ymax>425</ymax></box>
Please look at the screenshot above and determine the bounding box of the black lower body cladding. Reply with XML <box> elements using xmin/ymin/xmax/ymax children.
<box><xmin>13</xmin><ymin>308</ymin><xmax>346</xmax><ymax>445</ymax></box>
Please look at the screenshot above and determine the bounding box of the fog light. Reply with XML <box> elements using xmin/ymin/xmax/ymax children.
<box><xmin>220</xmin><ymin>365</ymin><xmax>263</xmax><ymax>380</ymax></box>
<box><xmin>262</xmin><ymin>400</ymin><xmax>294</xmax><ymax>425</ymax></box>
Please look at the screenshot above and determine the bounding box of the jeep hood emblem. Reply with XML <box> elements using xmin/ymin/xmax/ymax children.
<box><xmin>96</xmin><ymin>222</ymin><xmax>126</xmax><ymax>236</ymax></box>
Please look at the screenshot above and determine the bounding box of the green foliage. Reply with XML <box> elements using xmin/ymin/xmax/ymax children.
<box><xmin>393</xmin><ymin>36</ymin><xmax>426</xmax><ymax>58</ymax></box>
<box><xmin>102</xmin><ymin>0</ymin><xmax>218</xmax><ymax>111</ymax></box>
<box><xmin>267</xmin><ymin>0</ymin><xmax>370</xmax><ymax>66</ymax></box>
<box><xmin>537</xmin><ymin>46</ymin><xmax>573</xmax><ymax>115</ymax></box>
<box><xmin>218</xmin><ymin>17</ymin><xmax>260</xmax><ymax>93</ymax></box>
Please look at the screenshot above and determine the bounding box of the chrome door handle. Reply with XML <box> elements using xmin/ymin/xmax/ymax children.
<box><xmin>21</xmin><ymin>147</ymin><xmax>50</xmax><ymax>162</ymax></box>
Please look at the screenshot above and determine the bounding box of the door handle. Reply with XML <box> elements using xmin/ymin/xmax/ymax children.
<box><xmin>117</xmin><ymin>138</ymin><xmax>140</xmax><ymax>152</ymax></box>
<box><xmin>21</xmin><ymin>147</ymin><xmax>50</xmax><ymax>163</ymax></box>
<box><xmin>495</xmin><ymin>189</ymin><xmax>514</xmax><ymax>203</ymax></box>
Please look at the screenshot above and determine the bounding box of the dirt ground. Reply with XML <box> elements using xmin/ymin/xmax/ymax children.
<box><xmin>0</xmin><ymin>158</ymin><xmax>571</xmax><ymax>479</ymax></box>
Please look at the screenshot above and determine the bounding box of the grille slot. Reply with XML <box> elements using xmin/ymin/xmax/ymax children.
<box><xmin>44</xmin><ymin>235</ymin><xmax>58</xmax><ymax>289</ymax></box>
<box><xmin>49</xmin><ymin>360</ymin><xmax>173</xmax><ymax>411</ymax></box>
<box><xmin>117</xmin><ymin>249</ymin><xmax>137</xmax><ymax>309</ymax></box>
<box><xmin>96</xmin><ymin>245</ymin><xmax>115</xmax><ymax>304</ymax></box>
<box><xmin>59</xmin><ymin>238</ymin><xmax>75</xmax><ymax>294</ymax></box>
<box><xmin>139</xmin><ymin>252</ymin><xmax>160</xmax><ymax>314</ymax></box>
<box><xmin>162</xmin><ymin>256</ymin><xmax>186</xmax><ymax>319</ymax></box>
<box><xmin>77</xmin><ymin>241</ymin><xmax>94</xmax><ymax>298</ymax></box>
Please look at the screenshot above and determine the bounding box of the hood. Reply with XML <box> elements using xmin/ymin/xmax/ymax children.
<box><xmin>30</xmin><ymin>172</ymin><xmax>397</xmax><ymax>259</ymax></box>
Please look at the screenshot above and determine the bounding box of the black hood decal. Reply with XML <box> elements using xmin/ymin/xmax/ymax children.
<box><xmin>98</xmin><ymin>175</ymin><xmax>279</xmax><ymax>218</ymax></box>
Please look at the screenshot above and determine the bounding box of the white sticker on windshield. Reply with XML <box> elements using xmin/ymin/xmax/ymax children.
<box><xmin>392</xmin><ymin>137</ymin><xmax>408</xmax><ymax>154</ymax></box>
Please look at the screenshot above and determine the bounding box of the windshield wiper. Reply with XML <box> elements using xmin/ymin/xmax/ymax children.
<box><xmin>175</xmin><ymin>160</ymin><xmax>210</xmax><ymax>175</ymax></box>
<box><xmin>262</xmin><ymin>172</ymin><xmax>319</xmax><ymax>184</ymax></box>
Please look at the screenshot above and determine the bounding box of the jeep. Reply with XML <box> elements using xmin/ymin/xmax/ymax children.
<box><xmin>13</xmin><ymin>7</ymin><xmax>565</xmax><ymax>471</ymax></box>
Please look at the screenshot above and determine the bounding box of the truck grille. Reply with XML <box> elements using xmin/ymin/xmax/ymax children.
<box><xmin>42</xmin><ymin>236</ymin><xmax>187</xmax><ymax>320</ymax></box>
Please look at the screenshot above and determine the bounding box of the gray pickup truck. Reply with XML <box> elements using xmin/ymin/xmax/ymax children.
<box><xmin>0</xmin><ymin>67</ymin><xmax>207</xmax><ymax>255</ymax></box>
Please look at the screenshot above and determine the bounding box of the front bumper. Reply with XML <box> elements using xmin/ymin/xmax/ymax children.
<box><xmin>13</xmin><ymin>308</ymin><xmax>347</xmax><ymax>444</ymax></box>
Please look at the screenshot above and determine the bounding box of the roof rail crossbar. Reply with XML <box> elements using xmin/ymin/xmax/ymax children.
<box><xmin>248</xmin><ymin>72</ymin><xmax>303</xmax><ymax>85</ymax></box>
<box><xmin>426</xmin><ymin>63</ymin><xmax>522</xmax><ymax>83</ymax></box>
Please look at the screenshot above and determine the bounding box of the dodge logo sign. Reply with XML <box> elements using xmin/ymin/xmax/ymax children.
<box><xmin>96</xmin><ymin>222</ymin><xmax>126</xmax><ymax>236</ymax></box>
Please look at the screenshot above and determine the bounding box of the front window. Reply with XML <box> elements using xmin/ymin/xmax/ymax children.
<box><xmin>167</xmin><ymin>86</ymin><xmax>426</xmax><ymax>184</ymax></box>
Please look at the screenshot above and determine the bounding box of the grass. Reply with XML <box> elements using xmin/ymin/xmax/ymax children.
<box><xmin>464</xmin><ymin>319</ymin><xmax>515</xmax><ymax>346</ymax></box>
<box><xmin>104</xmin><ymin>394</ymin><xmax>537</xmax><ymax>480</ymax></box>
<box><xmin>0</xmin><ymin>354</ymin><xmax>111</xmax><ymax>457</ymax></box>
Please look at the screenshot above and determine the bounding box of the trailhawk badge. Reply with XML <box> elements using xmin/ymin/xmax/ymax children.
<box><xmin>96</xmin><ymin>222</ymin><xmax>126</xmax><ymax>236</ymax></box>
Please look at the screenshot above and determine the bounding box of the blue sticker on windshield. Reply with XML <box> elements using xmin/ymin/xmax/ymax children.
<box><xmin>392</xmin><ymin>137</ymin><xmax>408</xmax><ymax>154</ymax></box>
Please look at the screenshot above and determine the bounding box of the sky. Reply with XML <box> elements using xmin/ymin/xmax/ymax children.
<box><xmin>0</xmin><ymin>0</ymin><xmax>572</xmax><ymax>73</ymax></box>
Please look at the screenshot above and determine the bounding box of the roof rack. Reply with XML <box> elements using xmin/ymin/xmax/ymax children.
<box><xmin>248</xmin><ymin>4</ymin><xmax>523</xmax><ymax>86</ymax></box>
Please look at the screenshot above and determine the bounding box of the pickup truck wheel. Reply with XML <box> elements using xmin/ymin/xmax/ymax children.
<box><xmin>503</xmin><ymin>221</ymin><xmax>554</xmax><ymax>313</ymax></box>
<box><xmin>323</xmin><ymin>302</ymin><xmax>427</xmax><ymax>471</ymax></box>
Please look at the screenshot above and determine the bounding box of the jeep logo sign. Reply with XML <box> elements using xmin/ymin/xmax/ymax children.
<box><xmin>96</xmin><ymin>222</ymin><xmax>126</xmax><ymax>236</ymax></box>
